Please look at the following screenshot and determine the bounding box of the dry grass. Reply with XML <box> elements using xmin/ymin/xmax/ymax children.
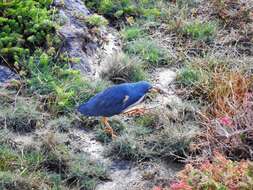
<box><xmin>100</xmin><ymin>53</ymin><xmax>146</xmax><ymax>84</ymax></box>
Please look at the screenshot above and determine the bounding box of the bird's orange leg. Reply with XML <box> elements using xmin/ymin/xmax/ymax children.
<box><xmin>123</xmin><ymin>108</ymin><xmax>147</xmax><ymax>116</ymax></box>
<box><xmin>101</xmin><ymin>117</ymin><xmax>117</xmax><ymax>140</ymax></box>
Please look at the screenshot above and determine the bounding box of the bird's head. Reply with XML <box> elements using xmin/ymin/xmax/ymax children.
<box><xmin>134</xmin><ymin>81</ymin><xmax>164</xmax><ymax>94</ymax></box>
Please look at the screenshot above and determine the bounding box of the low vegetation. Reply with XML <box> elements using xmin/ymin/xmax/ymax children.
<box><xmin>124</xmin><ymin>38</ymin><xmax>170</xmax><ymax>66</ymax></box>
<box><xmin>1</xmin><ymin>0</ymin><xmax>253</xmax><ymax>189</ymax></box>
<box><xmin>170</xmin><ymin>152</ymin><xmax>253</xmax><ymax>190</ymax></box>
<box><xmin>100</xmin><ymin>53</ymin><xmax>146</xmax><ymax>84</ymax></box>
<box><xmin>0</xmin><ymin>0</ymin><xmax>55</xmax><ymax>69</ymax></box>
<box><xmin>0</xmin><ymin>133</ymin><xmax>108</xmax><ymax>190</ymax></box>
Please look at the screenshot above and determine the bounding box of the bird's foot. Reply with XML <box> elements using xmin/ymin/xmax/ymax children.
<box><xmin>123</xmin><ymin>108</ymin><xmax>146</xmax><ymax>116</ymax></box>
<box><xmin>104</xmin><ymin>126</ymin><xmax>117</xmax><ymax>140</ymax></box>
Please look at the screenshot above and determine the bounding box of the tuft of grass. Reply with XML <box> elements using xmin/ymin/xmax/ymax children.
<box><xmin>121</xmin><ymin>26</ymin><xmax>146</xmax><ymax>41</ymax></box>
<box><xmin>124</xmin><ymin>38</ymin><xmax>170</xmax><ymax>66</ymax></box>
<box><xmin>177</xmin><ymin>67</ymin><xmax>200</xmax><ymax>86</ymax></box>
<box><xmin>182</xmin><ymin>20</ymin><xmax>218</xmax><ymax>41</ymax></box>
<box><xmin>66</xmin><ymin>154</ymin><xmax>108</xmax><ymax>190</ymax></box>
<box><xmin>100</xmin><ymin>53</ymin><xmax>147</xmax><ymax>84</ymax></box>
<box><xmin>0</xmin><ymin>97</ymin><xmax>44</xmax><ymax>133</ymax></box>
<box><xmin>85</xmin><ymin>14</ymin><xmax>109</xmax><ymax>27</ymax></box>
<box><xmin>106</xmin><ymin>135</ymin><xmax>144</xmax><ymax>160</ymax></box>
<box><xmin>47</xmin><ymin>116</ymin><xmax>74</xmax><ymax>133</ymax></box>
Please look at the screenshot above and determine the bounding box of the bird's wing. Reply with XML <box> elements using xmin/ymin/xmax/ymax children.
<box><xmin>95</xmin><ymin>88</ymin><xmax>142</xmax><ymax>112</ymax></box>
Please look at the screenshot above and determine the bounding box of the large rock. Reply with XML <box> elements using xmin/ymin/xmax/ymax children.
<box><xmin>54</xmin><ymin>0</ymin><xmax>121</xmax><ymax>77</ymax></box>
<box><xmin>54</xmin><ymin>0</ymin><xmax>92</xmax><ymax>73</ymax></box>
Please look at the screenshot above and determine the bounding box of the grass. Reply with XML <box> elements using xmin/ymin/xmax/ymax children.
<box><xmin>95</xmin><ymin>118</ymin><xmax>126</xmax><ymax>143</ymax></box>
<box><xmin>182</xmin><ymin>20</ymin><xmax>218</xmax><ymax>41</ymax></box>
<box><xmin>121</xmin><ymin>26</ymin><xmax>146</xmax><ymax>41</ymax></box>
<box><xmin>124</xmin><ymin>38</ymin><xmax>170</xmax><ymax>66</ymax></box>
<box><xmin>0</xmin><ymin>96</ymin><xmax>44</xmax><ymax>133</ymax></box>
<box><xmin>0</xmin><ymin>132</ymin><xmax>108</xmax><ymax>190</ymax></box>
<box><xmin>106</xmin><ymin>101</ymin><xmax>199</xmax><ymax>162</ymax></box>
<box><xmin>100</xmin><ymin>53</ymin><xmax>147</xmax><ymax>84</ymax></box>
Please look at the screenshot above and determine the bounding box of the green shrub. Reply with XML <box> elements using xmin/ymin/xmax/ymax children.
<box><xmin>100</xmin><ymin>53</ymin><xmax>147</xmax><ymax>84</ymax></box>
<box><xmin>124</xmin><ymin>38</ymin><xmax>169</xmax><ymax>66</ymax></box>
<box><xmin>0</xmin><ymin>0</ymin><xmax>55</xmax><ymax>68</ymax></box>
<box><xmin>85</xmin><ymin>0</ymin><xmax>162</xmax><ymax>20</ymax></box>
<box><xmin>182</xmin><ymin>20</ymin><xmax>217</xmax><ymax>41</ymax></box>
<box><xmin>85</xmin><ymin>14</ymin><xmax>108</xmax><ymax>27</ymax></box>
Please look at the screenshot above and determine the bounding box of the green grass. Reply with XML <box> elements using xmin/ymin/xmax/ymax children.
<box><xmin>121</xmin><ymin>26</ymin><xmax>146</xmax><ymax>41</ymax></box>
<box><xmin>177</xmin><ymin>67</ymin><xmax>201</xmax><ymax>86</ymax></box>
<box><xmin>0</xmin><ymin>132</ymin><xmax>108</xmax><ymax>190</ymax></box>
<box><xmin>182</xmin><ymin>20</ymin><xmax>218</xmax><ymax>41</ymax></box>
<box><xmin>124</xmin><ymin>38</ymin><xmax>169</xmax><ymax>66</ymax></box>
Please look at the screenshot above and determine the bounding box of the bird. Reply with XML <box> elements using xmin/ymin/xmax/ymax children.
<box><xmin>77</xmin><ymin>81</ymin><xmax>162</xmax><ymax>138</ymax></box>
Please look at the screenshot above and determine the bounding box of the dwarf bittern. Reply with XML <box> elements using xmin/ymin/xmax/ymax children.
<box><xmin>78</xmin><ymin>81</ymin><xmax>161</xmax><ymax>139</ymax></box>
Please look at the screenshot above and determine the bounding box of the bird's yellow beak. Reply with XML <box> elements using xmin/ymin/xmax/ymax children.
<box><xmin>149</xmin><ymin>86</ymin><xmax>164</xmax><ymax>94</ymax></box>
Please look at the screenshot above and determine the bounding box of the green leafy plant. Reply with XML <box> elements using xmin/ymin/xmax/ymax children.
<box><xmin>85</xmin><ymin>14</ymin><xmax>109</xmax><ymax>27</ymax></box>
<box><xmin>85</xmin><ymin>0</ymin><xmax>162</xmax><ymax>20</ymax></box>
<box><xmin>26</xmin><ymin>51</ymin><xmax>108</xmax><ymax>113</ymax></box>
<box><xmin>0</xmin><ymin>0</ymin><xmax>55</xmax><ymax>68</ymax></box>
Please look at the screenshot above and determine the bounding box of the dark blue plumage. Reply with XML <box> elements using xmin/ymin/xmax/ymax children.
<box><xmin>78</xmin><ymin>81</ymin><xmax>152</xmax><ymax>117</ymax></box>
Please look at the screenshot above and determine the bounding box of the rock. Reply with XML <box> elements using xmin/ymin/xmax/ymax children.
<box><xmin>157</xmin><ymin>69</ymin><xmax>177</xmax><ymax>88</ymax></box>
<box><xmin>0</xmin><ymin>65</ymin><xmax>19</xmax><ymax>84</ymax></box>
<box><xmin>55</xmin><ymin>0</ymin><xmax>92</xmax><ymax>73</ymax></box>
<box><xmin>54</xmin><ymin>0</ymin><xmax>121</xmax><ymax>76</ymax></box>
